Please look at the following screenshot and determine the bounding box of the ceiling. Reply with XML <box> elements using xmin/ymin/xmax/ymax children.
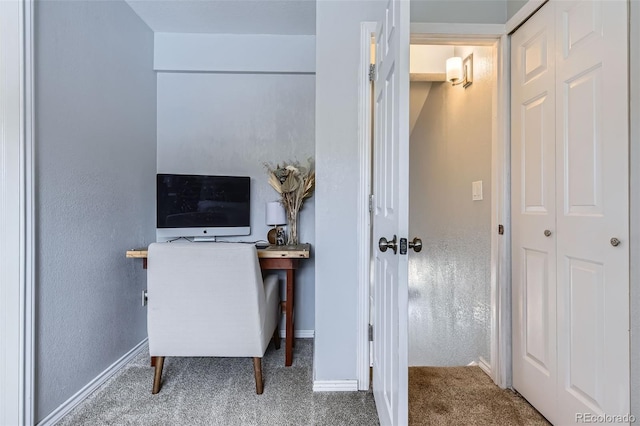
<box><xmin>125</xmin><ymin>0</ymin><xmax>316</xmax><ymax>35</ymax></box>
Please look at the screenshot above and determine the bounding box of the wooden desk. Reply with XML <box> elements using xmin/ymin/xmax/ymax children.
<box><xmin>126</xmin><ymin>243</ymin><xmax>310</xmax><ymax>367</ymax></box>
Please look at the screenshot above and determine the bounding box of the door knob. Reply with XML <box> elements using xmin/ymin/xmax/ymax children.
<box><xmin>378</xmin><ymin>235</ymin><xmax>398</xmax><ymax>254</ymax></box>
<box><xmin>610</xmin><ymin>237</ymin><xmax>621</xmax><ymax>247</ymax></box>
<box><xmin>408</xmin><ymin>237</ymin><xmax>423</xmax><ymax>253</ymax></box>
<box><xmin>544</xmin><ymin>230</ymin><xmax>552</xmax><ymax>237</ymax></box>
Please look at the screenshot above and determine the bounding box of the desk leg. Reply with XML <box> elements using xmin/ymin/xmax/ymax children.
<box><xmin>285</xmin><ymin>268</ymin><xmax>295</xmax><ymax>366</ymax></box>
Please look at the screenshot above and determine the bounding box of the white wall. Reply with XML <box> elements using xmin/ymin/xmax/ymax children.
<box><xmin>408</xmin><ymin>46</ymin><xmax>494</xmax><ymax>367</ymax></box>
<box><xmin>156</xmin><ymin>72</ymin><xmax>316</xmax><ymax>332</ymax></box>
<box><xmin>409</xmin><ymin>45</ymin><xmax>452</xmax><ymax>75</ymax></box>
<box><xmin>154</xmin><ymin>33</ymin><xmax>315</xmax><ymax>73</ymax></box>
<box><xmin>411</xmin><ymin>0</ymin><xmax>507</xmax><ymax>23</ymax></box>
<box><xmin>409</xmin><ymin>0</ymin><xmax>533</xmax><ymax>24</ymax></box>
<box><xmin>0</xmin><ymin>2</ymin><xmax>24</xmax><ymax>424</ymax></box>
<box><xmin>506</xmin><ymin>0</ymin><xmax>530</xmax><ymax>20</ymax></box>
<box><xmin>409</xmin><ymin>82</ymin><xmax>432</xmax><ymax>133</ymax></box>
<box><xmin>35</xmin><ymin>1</ymin><xmax>156</xmax><ymax>420</ymax></box>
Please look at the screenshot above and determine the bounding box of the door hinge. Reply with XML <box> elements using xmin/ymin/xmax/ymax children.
<box><xmin>369</xmin><ymin>324</ymin><xmax>373</xmax><ymax>341</ymax></box>
<box><xmin>369</xmin><ymin>64</ymin><xmax>376</xmax><ymax>82</ymax></box>
<box><xmin>369</xmin><ymin>194</ymin><xmax>374</xmax><ymax>213</ymax></box>
<box><xmin>498</xmin><ymin>224</ymin><xmax>504</xmax><ymax>235</ymax></box>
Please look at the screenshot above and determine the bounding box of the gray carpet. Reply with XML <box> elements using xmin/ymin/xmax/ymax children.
<box><xmin>409</xmin><ymin>366</ymin><xmax>551</xmax><ymax>426</ymax></box>
<box><xmin>58</xmin><ymin>340</ymin><xmax>379</xmax><ymax>426</ymax></box>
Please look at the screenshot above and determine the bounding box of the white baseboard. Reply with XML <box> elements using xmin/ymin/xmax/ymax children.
<box><xmin>279</xmin><ymin>329</ymin><xmax>314</xmax><ymax>339</ymax></box>
<box><xmin>467</xmin><ymin>357</ymin><xmax>492</xmax><ymax>379</ymax></box>
<box><xmin>478</xmin><ymin>356</ymin><xmax>492</xmax><ymax>378</ymax></box>
<box><xmin>37</xmin><ymin>339</ymin><xmax>148</xmax><ymax>426</ymax></box>
<box><xmin>313</xmin><ymin>380</ymin><xmax>359</xmax><ymax>392</ymax></box>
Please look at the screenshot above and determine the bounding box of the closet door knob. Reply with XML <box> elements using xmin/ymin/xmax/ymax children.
<box><xmin>610</xmin><ymin>237</ymin><xmax>621</xmax><ymax>247</ymax></box>
<box><xmin>544</xmin><ymin>230</ymin><xmax>552</xmax><ymax>237</ymax></box>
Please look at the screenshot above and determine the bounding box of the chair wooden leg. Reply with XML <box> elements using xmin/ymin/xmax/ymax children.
<box><xmin>253</xmin><ymin>357</ymin><xmax>263</xmax><ymax>395</ymax></box>
<box><xmin>273</xmin><ymin>328</ymin><xmax>281</xmax><ymax>350</ymax></box>
<box><xmin>152</xmin><ymin>356</ymin><xmax>165</xmax><ymax>394</ymax></box>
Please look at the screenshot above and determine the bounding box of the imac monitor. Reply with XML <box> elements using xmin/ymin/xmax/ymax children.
<box><xmin>156</xmin><ymin>174</ymin><xmax>250</xmax><ymax>240</ymax></box>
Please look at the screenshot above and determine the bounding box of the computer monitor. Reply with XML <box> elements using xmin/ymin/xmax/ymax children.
<box><xmin>156</xmin><ymin>173</ymin><xmax>250</xmax><ymax>241</ymax></box>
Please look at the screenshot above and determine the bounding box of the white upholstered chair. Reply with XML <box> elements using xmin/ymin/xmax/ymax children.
<box><xmin>146</xmin><ymin>242</ymin><xmax>280</xmax><ymax>395</ymax></box>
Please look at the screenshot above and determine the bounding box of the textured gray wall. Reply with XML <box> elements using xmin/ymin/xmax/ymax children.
<box><xmin>156</xmin><ymin>72</ymin><xmax>316</xmax><ymax>332</ymax></box>
<box><xmin>35</xmin><ymin>1</ymin><xmax>156</xmax><ymax>421</ymax></box>
<box><xmin>408</xmin><ymin>46</ymin><xmax>493</xmax><ymax>367</ymax></box>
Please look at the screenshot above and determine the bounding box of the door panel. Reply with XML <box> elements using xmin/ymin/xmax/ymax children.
<box><xmin>522</xmin><ymin>95</ymin><xmax>550</xmax><ymax>213</ymax></box>
<box><xmin>563</xmin><ymin>66</ymin><xmax>602</xmax><ymax>215</ymax></box>
<box><xmin>523</xmin><ymin>248</ymin><xmax>551</xmax><ymax>373</ymax></box>
<box><xmin>561</xmin><ymin>0</ymin><xmax>602</xmax><ymax>58</ymax></box>
<box><xmin>555</xmin><ymin>0</ymin><xmax>629</xmax><ymax>423</ymax></box>
<box><xmin>565</xmin><ymin>257</ymin><xmax>604</xmax><ymax>410</ymax></box>
<box><xmin>373</xmin><ymin>26</ymin><xmax>399</xmax><ymax>422</ymax></box>
<box><xmin>371</xmin><ymin>0</ymin><xmax>409</xmax><ymax>424</ymax></box>
<box><xmin>523</xmin><ymin>31</ymin><xmax>549</xmax><ymax>83</ymax></box>
<box><xmin>511</xmin><ymin>3</ymin><xmax>557</xmax><ymax>422</ymax></box>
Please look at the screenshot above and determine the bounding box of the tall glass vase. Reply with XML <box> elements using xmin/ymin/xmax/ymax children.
<box><xmin>286</xmin><ymin>209</ymin><xmax>299</xmax><ymax>245</ymax></box>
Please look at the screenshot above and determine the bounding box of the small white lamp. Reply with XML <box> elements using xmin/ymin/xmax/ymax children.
<box><xmin>265</xmin><ymin>201</ymin><xmax>286</xmax><ymax>245</ymax></box>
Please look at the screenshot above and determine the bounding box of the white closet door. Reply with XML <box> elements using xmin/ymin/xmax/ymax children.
<box><xmin>511</xmin><ymin>3</ymin><xmax>558</xmax><ymax>422</ymax></box>
<box><xmin>554</xmin><ymin>0</ymin><xmax>629</xmax><ymax>423</ymax></box>
<box><xmin>512</xmin><ymin>1</ymin><xmax>630</xmax><ymax>424</ymax></box>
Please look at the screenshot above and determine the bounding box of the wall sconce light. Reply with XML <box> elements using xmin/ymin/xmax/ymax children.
<box><xmin>445</xmin><ymin>54</ymin><xmax>473</xmax><ymax>88</ymax></box>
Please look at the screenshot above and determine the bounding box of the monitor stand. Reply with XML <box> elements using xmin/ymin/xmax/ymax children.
<box><xmin>193</xmin><ymin>236</ymin><xmax>217</xmax><ymax>242</ymax></box>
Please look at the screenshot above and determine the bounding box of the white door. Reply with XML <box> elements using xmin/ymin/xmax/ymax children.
<box><xmin>554</xmin><ymin>0</ymin><xmax>629</xmax><ymax>423</ymax></box>
<box><xmin>371</xmin><ymin>0</ymin><xmax>410</xmax><ymax>424</ymax></box>
<box><xmin>511</xmin><ymin>1</ymin><xmax>630</xmax><ymax>424</ymax></box>
<box><xmin>511</xmin><ymin>3</ymin><xmax>558</xmax><ymax>420</ymax></box>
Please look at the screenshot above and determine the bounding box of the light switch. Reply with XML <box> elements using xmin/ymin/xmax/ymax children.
<box><xmin>472</xmin><ymin>181</ymin><xmax>483</xmax><ymax>201</ymax></box>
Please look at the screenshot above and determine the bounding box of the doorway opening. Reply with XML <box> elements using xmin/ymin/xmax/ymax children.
<box><xmin>358</xmin><ymin>26</ymin><xmax>512</xmax><ymax>423</ymax></box>
<box><xmin>402</xmin><ymin>36</ymin><xmax>546</xmax><ymax>425</ymax></box>
<box><xmin>408</xmin><ymin>42</ymin><xmax>494</xmax><ymax>373</ymax></box>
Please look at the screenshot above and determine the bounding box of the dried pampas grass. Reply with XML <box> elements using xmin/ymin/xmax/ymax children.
<box><xmin>265</xmin><ymin>158</ymin><xmax>315</xmax><ymax>245</ymax></box>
